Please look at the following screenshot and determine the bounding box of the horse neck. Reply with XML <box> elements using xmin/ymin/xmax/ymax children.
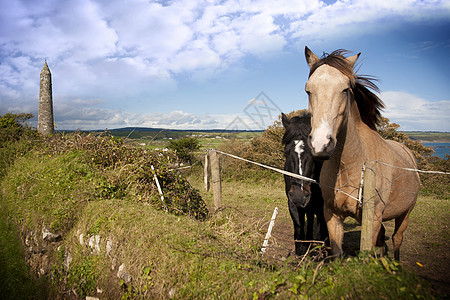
<box><xmin>333</xmin><ymin>97</ymin><xmax>366</xmax><ymax>168</ymax></box>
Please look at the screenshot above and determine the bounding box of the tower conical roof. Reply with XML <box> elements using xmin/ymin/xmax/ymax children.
<box><xmin>41</xmin><ymin>61</ymin><xmax>51</xmax><ymax>74</ymax></box>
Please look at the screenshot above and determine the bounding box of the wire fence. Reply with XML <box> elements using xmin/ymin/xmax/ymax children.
<box><xmin>213</xmin><ymin>149</ymin><xmax>449</xmax><ymax>180</ymax></box>
<box><xmin>169</xmin><ymin>149</ymin><xmax>448</xmax><ymax>258</ymax></box>
<box><xmin>211</xmin><ymin>150</ymin><xmax>449</xmax><ymax>206</ymax></box>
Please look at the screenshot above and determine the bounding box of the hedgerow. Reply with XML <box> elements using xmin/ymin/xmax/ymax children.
<box><xmin>37</xmin><ymin>131</ymin><xmax>209</xmax><ymax>220</ymax></box>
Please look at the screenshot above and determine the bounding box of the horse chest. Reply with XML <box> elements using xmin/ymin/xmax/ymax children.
<box><xmin>322</xmin><ymin>163</ymin><xmax>361</xmax><ymax>216</ymax></box>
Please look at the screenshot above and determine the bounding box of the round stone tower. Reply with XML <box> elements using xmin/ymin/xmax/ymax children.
<box><xmin>38</xmin><ymin>61</ymin><xmax>54</xmax><ymax>135</ymax></box>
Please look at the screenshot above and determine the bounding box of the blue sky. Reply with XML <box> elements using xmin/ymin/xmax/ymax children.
<box><xmin>1</xmin><ymin>0</ymin><xmax>449</xmax><ymax>131</ymax></box>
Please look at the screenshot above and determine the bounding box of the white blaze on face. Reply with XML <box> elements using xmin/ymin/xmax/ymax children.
<box><xmin>294</xmin><ymin>140</ymin><xmax>305</xmax><ymax>188</ymax></box>
<box><xmin>310</xmin><ymin>118</ymin><xmax>332</xmax><ymax>154</ymax></box>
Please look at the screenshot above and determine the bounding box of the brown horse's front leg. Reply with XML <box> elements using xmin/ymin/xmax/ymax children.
<box><xmin>392</xmin><ymin>209</ymin><xmax>412</xmax><ymax>261</ymax></box>
<box><xmin>324</xmin><ymin>206</ymin><xmax>344</xmax><ymax>257</ymax></box>
<box><xmin>372</xmin><ymin>217</ymin><xmax>386</xmax><ymax>256</ymax></box>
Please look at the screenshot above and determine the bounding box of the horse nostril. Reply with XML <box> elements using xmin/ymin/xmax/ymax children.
<box><xmin>329</xmin><ymin>136</ymin><xmax>336</xmax><ymax>147</ymax></box>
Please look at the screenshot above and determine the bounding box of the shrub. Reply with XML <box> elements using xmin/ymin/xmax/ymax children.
<box><xmin>167</xmin><ymin>137</ymin><xmax>200</xmax><ymax>164</ymax></box>
<box><xmin>0</xmin><ymin>113</ymin><xmax>40</xmax><ymax>178</ymax></box>
<box><xmin>0</xmin><ymin>112</ymin><xmax>35</xmax><ymax>144</ymax></box>
<box><xmin>376</xmin><ymin>116</ymin><xmax>434</xmax><ymax>164</ymax></box>
<box><xmin>218</xmin><ymin>110</ymin><xmax>306</xmax><ymax>180</ymax></box>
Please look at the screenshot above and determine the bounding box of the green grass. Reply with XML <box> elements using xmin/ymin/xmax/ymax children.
<box><xmin>0</xmin><ymin>134</ymin><xmax>445</xmax><ymax>299</ymax></box>
<box><xmin>0</xmin><ymin>193</ymin><xmax>51</xmax><ymax>299</ymax></box>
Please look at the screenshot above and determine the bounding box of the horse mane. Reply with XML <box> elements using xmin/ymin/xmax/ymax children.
<box><xmin>309</xmin><ymin>50</ymin><xmax>385</xmax><ymax>130</ymax></box>
<box><xmin>282</xmin><ymin>111</ymin><xmax>311</xmax><ymax>145</ymax></box>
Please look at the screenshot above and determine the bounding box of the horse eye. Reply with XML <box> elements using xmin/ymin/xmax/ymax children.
<box><xmin>342</xmin><ymin>88</ymin><xmax>349</xmax><ymax>94</ymax></box>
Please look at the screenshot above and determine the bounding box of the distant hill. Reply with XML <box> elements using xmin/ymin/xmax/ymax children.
<box><xmin>405</xmin><ymin>131</ymin><xmax>450</xmax><ymax>143</ymax></box>
<box><xmin>108</xmin><ymin>127</ymin><xmax>263</xmax><ymax>133</ymax></box>
<box><xmin>58</xmin><ymin>127</ymin><xmax>263</xmax><ymax>141</ymax></box>
<box><xmin>60</xmin><ymin>127</ymin><xmax>449</xmax><ymax>143</ymax></box>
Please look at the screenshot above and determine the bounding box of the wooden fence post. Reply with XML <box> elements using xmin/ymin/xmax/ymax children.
<box><xmin>209</xmin><ymin>150</ymin><xmax>222</xmax><ymax>211</ymax></box>
<box><xmin>204</xmin><ymin>153</ymin><xmax>210</xmax><ymax>191</ymax></box>
<box><xmin>360</xmin><ymin>161</ymin><xmax>376</xmax><ymax>251</ymax></box>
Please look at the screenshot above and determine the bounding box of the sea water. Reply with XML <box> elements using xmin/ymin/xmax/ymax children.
<box><xmin>423</xmin><ymin>143</ymin><xmax>450</xmax><ymax>159</ymax></box>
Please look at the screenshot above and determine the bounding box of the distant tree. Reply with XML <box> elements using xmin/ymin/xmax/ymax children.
<box><xmin>245</xmin><ymin>110</ymin><xmax>308</xmax><ymax>169</ymax></box>
<box><xmin>376</xmin><ymin>116</ymin><xmax>434</xmax><ymax>165</ymax></box>
<box><xmin>167</xmin><ymin>137</ymin><xmax>200</xmax><ymax>164</ymax></box>
<box><xmin>219</xmin><ymin>110</ymin><xmax>307</xmax><ymax>170</ymax></box>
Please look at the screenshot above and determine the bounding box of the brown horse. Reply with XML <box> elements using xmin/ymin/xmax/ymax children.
<box><xmin>304</xmin><ymin>46</ymin><xmax>420</xmax><ymax>260</ymax></box>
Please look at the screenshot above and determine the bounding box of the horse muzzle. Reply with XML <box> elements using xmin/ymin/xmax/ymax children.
<box><xmin>288</xmin><ymin>184</ymin><xmax>311</xmax><ymax>208</ymax></box>
<box><xmin>308</xmin><ymin>132</ymin><xmax>336</xmax><ymax>160</ymax></box>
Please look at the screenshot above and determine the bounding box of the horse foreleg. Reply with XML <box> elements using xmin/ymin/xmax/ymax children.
<box><xmin>289</xmin><ymin>202</ymin><xmax>306</xmax><ymax>255</ymax></box>
<box><xmin>372</xmin><ymin>217</ymin><xmax>386</xmax><ymax>256</ymax></box>
<box><xmin>392</xmin><ymin>210</ymin><xmax>412</xmax><ymax>261</ymax></box>
<box><xmin>324</xmin><ymin>207</ymin><xmax>344</xmax><ymax>257</ymax></box>
<box><xmin>316</xmin><ymin>205</ymin><xmax>329</xmax><ymax>244</ymax></box>
<box><xmin>306</xmin><ymin>209</ymin><xmax>315</xmax><ymax>240</ymax></box>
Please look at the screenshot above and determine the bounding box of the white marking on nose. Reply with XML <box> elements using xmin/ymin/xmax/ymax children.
<box><xmin>311</xmin><ymin>119</ymin><xmax>331</xmax><ymax>153</ymax></box>
<box><xmin>294</xmin><ymin>140</ymin><xmax>304</xmax><ymax>189</ymax></box>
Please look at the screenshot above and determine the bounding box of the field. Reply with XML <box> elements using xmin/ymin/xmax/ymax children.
<box><xmin>101</xmin><ymin>128</ymin><xmax>449</xmax><ymax>148</ymax></box>
<box><xmin>405</xmin><ymin>131</ymin><xmax>450</xmax><ymax>142</ymax></box>
<box><xmin>0</xmin><ymin>129</ymin><xmax>448</xmax><ymax>298</ymax></box>
<box><xmin>106</xmin><ymin>129</ymin><xmax>262</xmax><ymax>151</ymax></box>
<box><xmin>186</xmin><ymin>162</ymin><xmax>449</xmax><ymax>296</ymax></box>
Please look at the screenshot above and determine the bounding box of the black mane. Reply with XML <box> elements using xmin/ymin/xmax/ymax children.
<box><xmin>282</xmin><ymin>112</ymin><xmax>311</xmax><ymax>145</ymax></box>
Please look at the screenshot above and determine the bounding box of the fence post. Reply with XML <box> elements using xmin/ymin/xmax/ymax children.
<box><xmin>261</xmin><ymin>207</ymin><xmax>279</xmax><ymax>254</ymax></box>
<box><xmin>204</xmin><ymin>153</ymin><xmax>210</xmax><ymax>191</ymax></box>
<box><xmin>151</xmin><ymin>165</ymin><xmax>168</xmax><ymax>212</ymax></box>
<box><xmin>360</xmin><ymin>161</ymin><xmax>376</xmax><ymax>251</ymax></box>
<box><xmin>209</xmin><ymin>150</ymin><xmax>222</xmax><ymax>211</ymax></box>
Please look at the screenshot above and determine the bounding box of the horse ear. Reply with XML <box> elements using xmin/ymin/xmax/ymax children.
<box><xmin>346</xmin><ymin>53</ymin><xmax>361</xmax><ymax>68</ymax></box>
<box><xmin>305</xmin><ymin>46</ymin><xmax>319</xmax><ymax>68</ymax></box>
<box><xmin>281</xmin><ymin>113</ymin><xmax>290</xmax><ymax>128</ymax></box>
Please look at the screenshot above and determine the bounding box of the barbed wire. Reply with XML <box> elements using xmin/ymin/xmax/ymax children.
<box><xmin>373</xmin><ymin>160</ymin><xmax>450</xmax><ymax>175</ymax></box>
<box><xmin>169</xmin><ymin>159</ymin><xmax>201</xmax><ymax>171</ymax></box>
<box><xmin>215</xmin><ymin>150</ymin><xmax>317</xmax><ymax>183</ymax></box>
<box><xmin>210</xmin><ymin>150</ymin><xmax>448</xmax><ymax>202</ymax></box>
<box><xmin>212</xmin><ymin>150</ymin><xmax>354</xmax><ymax>202</ymax></box>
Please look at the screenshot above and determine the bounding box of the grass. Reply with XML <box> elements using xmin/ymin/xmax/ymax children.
<box><xmin>0</xmin><ymin>193</ymin><xmax>51</xmax><ymax>299</ymax></box>
<box><xmin>0</xmin><ymin>133</ymin><xmax>446</xmax><ymax>299</ymax></box>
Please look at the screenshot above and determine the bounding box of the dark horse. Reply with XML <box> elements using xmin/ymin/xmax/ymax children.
<box><xmin>282</xmin><ymin>112</ymin><xmax>328</xmax><ymax>255</ymax></box>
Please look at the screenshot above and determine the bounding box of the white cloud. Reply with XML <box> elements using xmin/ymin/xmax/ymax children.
<box><xmin>51</xmin><ymin>107</ymin><xmax>233</xmax><ymax>131</ymax></box>
<box><xmin>1</xmin><ymin>0</ymin><xmax>449</xmax><ymax>131</ymax></box>
<box><xmin>23</xmin><ymin>93</ymin><xmax>266</xmax><ymax>130</ymax></box>
<box><xmin>0</xmin><ymin>0</ymin><xmax>118</xmax><ymax>61</ymax></box>
<box><xmin>2</xmin><ymin>0</ymin><xmax>448</xmax><ymax>83</ymax></box>
<box><xmin>381</xmin><ymin>91</ymin><xmax>450</xmax><ymax>131</ymax></box>
<box><xmin>290</xmin><ymin>0</ymin><xmax>450</xmax><ymax>42</ymax></box>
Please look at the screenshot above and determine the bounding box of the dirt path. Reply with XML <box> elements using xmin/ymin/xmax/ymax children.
<box><xmin>265</xmin><ymin>212</ymin><xmax>450</xmax><ymax>297</ymax></box>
